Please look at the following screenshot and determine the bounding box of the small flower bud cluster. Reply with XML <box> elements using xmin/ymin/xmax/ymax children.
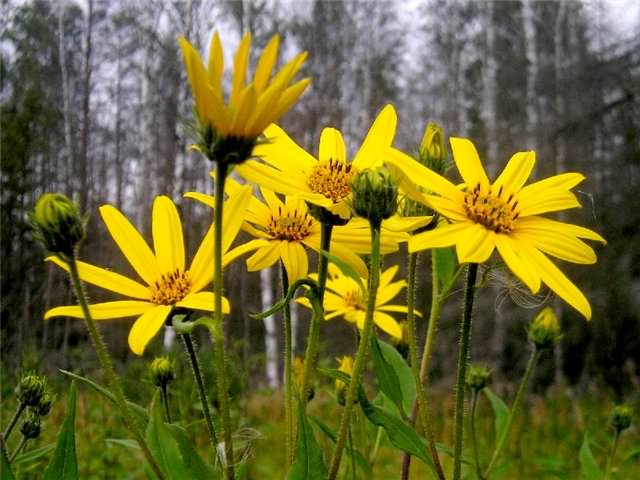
<box><xmin>15</xmin><ymin>373</ymin><xmax>55</xmax><ymax>442</ymax></box>
<box><xmin>465</xmin><ymin>365</ymin><xmax>492</xmax><ymax>392</ymax></box>
<box><xmin>32</xmin><ymin>193</ymin><xmax>85</xmax><ymax>260</ymax></box>
<box><xmin>528</xmin><ymin>307</ymin><xmax>562</xmax><ymax>349</ymax></box>
<box><xmin>149</xmin><ymin>356</ymin><xmax>175</xmax><ymax>388</ymax></box>
<box><xmin>17</xmin><ymin>374</ymin><xmax>46</xmax><ymax>407</ymax></box>
<box><xmin>609</xmin><ymin>405</ymin><xmax>632</xmax><ymax>432</ymax></box>
<box><xmin>20</xmin><ymin>413</ymin><xmax>41</xmax><ymax>439</ymax></box>
<box><xmin>335</xmin><ymin>356</ymin><xmax>354</xmax><ymax>407</ymax></box>
<box><xmin>350</xmin><ymin>167</ymin><xmax>398</xmax><ymax>225</ymax></box>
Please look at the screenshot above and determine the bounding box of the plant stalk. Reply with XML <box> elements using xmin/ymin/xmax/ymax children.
<box><xmin>2</xmin><ymin>403</ymin><xmax>26</xmax><ymax>442</ymax></box>
<box><xmin>280</xmin><ymin>262</ymin><xmax>294</xmax><ymax>465</ymax></box>
<box><xmin>9</xmin><ymin>436</ymin><xmax>26</xmax><ymax>462</ymax></box>
<box><xmin>328</xmin><ymin>223</ymin><xmax>381</xmax><ymax>479</ymax></box>
<box><xmin>604</xmin><ymin>429</ymin><xmax>621</xmax><ymax>480</ymax></box>
<box><xmin>471</xmin><ymin>389</ymin><xmax>483</xmax><ymax>479</ymax></box>
<box><xmin>453</xmin><ymin>263</ymin><xmax>478</xmax><ymax>480</ymax></box>
<box><xmin>67</xmin><ymin>256</ymin><xmax>165</xmax><ymax>480</ymax></box>
<box><xmin>160</xmin><ymin>384</ymin><xmax>171</xmax><ymax>423</ymax></box>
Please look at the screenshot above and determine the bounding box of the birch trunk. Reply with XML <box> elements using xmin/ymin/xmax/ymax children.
<box><xmin>79</xmin><ymin>0</ymin><xmax>93</xmax><ymax>212</ymax></box>
<box><xmin>57</xmin><ymin>5</ymin><xmax>74</xmax><ymax>196</ymax></box>
<box><xmin>522</xmin><ymin>0</ymin><xmax>539</xmax><ymax>150</ymax></box>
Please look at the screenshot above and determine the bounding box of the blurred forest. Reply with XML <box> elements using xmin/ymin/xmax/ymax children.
<box><xmin>1</xmin><ymin>0</ymin><xmax>639</xmax><ymax>399</ymax></box>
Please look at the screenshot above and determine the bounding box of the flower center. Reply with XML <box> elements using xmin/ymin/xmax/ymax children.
<box><xmin>150</xmin><ymin>269</ymin><xmax>192</xmax><ymax>305</ymax></box>
<box><xmin>344</xmin><ymin>288</ymin><xmax>365</xmax><ymax>311</ymax></box>
<box><xmin>463</xmin><ymin>183</ymin><xmax>519</xmax><ymax>234</ymax></box>
<box><xmin>267</xmin><ymin>206</ymin><xmax>314</xmax><ymax>241</ymax></box>
<box><xmin>307</xmin><ymin>159</ymin><xmax>356</xmax><ymax>203</ymax></box>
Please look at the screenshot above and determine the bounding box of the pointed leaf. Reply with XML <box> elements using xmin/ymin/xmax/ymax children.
<box><xmin>320</xmin><ymin>249</ymin><xmax>366</xmax><ymax>294</ymax></box>
<box><xmin>434</xmin><ymin>247</ymin><xmax>456</xmax><ymax>287</ymax></box>
<box><xmin>370</xmin><ymin>336</ymin><xmax>416</xmax><ymax>417</ymax></box>
<box><xmin>308</xmin><ymin>416</ymin><xmax>371</xmax><ymax>474</ymax></box>
<box><xmin>484</xmin><ymin>388</ymin><xmax>510</xmax><ymax>445</ymax></box>
<box><xmin>622</xmin><ymin>443</ymin><xmax>640</xmax><ymax>463</ymax></box>
<box><xmin>1</xmin><ymin>446</ymin><xmax>15</xmax><ymax>480</ymax></box>
<box><xmin>13</xmin><ymin>443</ymin><xmax>55</xmax><ymax>467</ymax></box>
<box><xmin>167</xmin><ymin>424</ymin><xmax>218</xmax><ymax>478</ymax></box>
<box><xmin>579</xmin><ymin>434</ymin><xmax>603</xmax><ymax>480</ymax></box>
<box><xmin>287</xmin><ymin>401</ymin><xmax>328</xmax><ymax>480</ymax></box>
<box><xmin>43</xmin><ymin>382</ymin><xmax>78</xmax><ymax>480</ymax></box>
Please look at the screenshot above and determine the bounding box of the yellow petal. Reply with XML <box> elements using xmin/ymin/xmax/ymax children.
<box><xmin>517</xmin><ymin>172</ymin><xmax>585</xmax><ymax>202</ymax></box>
<box><xmin>423</xmin><ymin>194</ymin><xmax>468</xmax><ymax>222</ymax></box>
<box><xmin>245</xmin><ymin>79</ymin><xmax>288</xmax><ymax>137</ymax></box>
<box><xmin>223</xmin><ymin>238</ymin><xmax>269</xmax><ymax>268</ymax></box>
<box><xmin>493</xmin><ymin>150</ymin><xmax>535</xmax><ymax>196</ymax></box>
<box><xmin>99</xmin><ymin>204</ymin><xmax>161</xmax><ymax>285</ymax></box>
<box><xmin>176</xmin><ymin>291</ymin><xmax>230</xmax><ymax>313</ymax></box>
<box><xmin>246</xmin><ymin>242</ymin><xmax>283</xmax><ymax>271</ymax></box>
<box><xmin>376</xmin><ymin>280</ymin><xmax>405</xmax><ymax>307</ymax></box>
<box><xmin>319</xmin><ymin>128</ymin><xmax>347</xmax><ymax>164</ymax></box>
<box><xmin>373</xmin><ymin>312</ymin><xmax>403</xmax><ymax>340</ymax></box>
<box><xmin>408</xmin><ymin>222</ymin><xmax>471</xmax><ymax>253</ymax></box>
<box><xmin>254</xmin><ymin>123</ymin><xmax>317</xmax><ymax>171</ymax></box>
<box><xmin>221</xmin><ymin>184</ymin><xmax>252</xmax><ymax>254</ymax></box>
<box><xmin>512</xmin><ymin>230</ymin><xmax>597</xmax><ymax>265</ymax></box>
<box><xmin>456</xmin><ymin>224</ymin><xmax>495</xmax><ymax>264</ymax></box>
<box><xmin>152</xmin><ymin>196</ymin><xmax>185</xmax><ymax>274</ymax></box>
<box><xmin>230</xmin><ymin>32</ymin><xmax>251</xmax><ymax>110</ymax></box>
<box><xmin>128</xmin><ymin>305</ymin><xmax>173</xmax><ymax>355</ymax></box>
<box><xmin>381</xmin><ymin>215</ymin><xmax>433</xmax><ymax>234</ymax></box>
<box><xmin>189</xmin><ymin>225</ymin><xmax>214</xmax><ymax>292</ymax></box>
<box><xmin>517</xmin><ymin>189</ymin><xmax>581</xmax><ymax>217</ymax></box>
<box><xmin>254</xmin><ymin>34</ymin><xmax>280</xmax><ymax>94</ymax></box>
<box><xmin>353</xmin><ymin>104</ymin><xmax>397</xmax><ymax>168</ymax></box>
<box><xmin>379</xmin><ymin>265</ymin><xmax>400</xmax><ymax>287</ymax></box>
<box><xmin>325</xmin><ymin>242</ymin><xmax>369</xmax><ymax>279</ymax></box>
<box><xmin>235</xmin><ymin>160</ymin><xmax>311</xmax><ymax>198</ymax></box>
<box><xmin>184</xmin><ymin>191</ymin><xmax>214</xmax><ymax>208</ymax></box>
<box><xmin>208</xmin><ymin>32</ymin><xmax>224</xmax><ymax>98</ymax></box>
<box><xmin>269</xmin><ymin>78</ymin><xmax>312</xmax><ymax>124</ymax></box>
<box><xmin>450</xmin><ymin>138</ymin><xmax>490</xmax><ymax>190</ymax></box>
<box><xmin>45</xmin><ymin>301</ymin><xmax>154</xmax><ymax>320</ymax></box>
<box><xmin>229</xmin><ymin>85</ymin><xmax>257</xmax><ymax>136</ymax></box>
<box><xmin>281</xmin><ymin>241</ymin><xmax>308</xmax><ymax>282</ymax></box>
<box><xmin>515</xmin><ymin>216</ymin><xmax>606</xmax><ymax>244</ymax></box>
<box><xmin>179</xmin><ymin>37</ymin><xmax>219</xmax><ymax>130</ymax></box>
<box><xmin>494</xmin><ymin>235</ymin><xmax>540</xmax><ymax>293</ymax></box>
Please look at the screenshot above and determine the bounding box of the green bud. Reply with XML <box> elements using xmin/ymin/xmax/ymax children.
<box><xmin>149</xmin><ymin>356</ymin><xmax>175</xmax><ymax>388</ymax></box>
<box><xmin>350</xmin><ymin>167</ymin><xmax>398</xmax><ymax>224</ymax></box>
<box><xmin>418</xmin><ymin>122</ymin><xmax>447</xmax><ymax>175</ymax></box>
<box><xmin>33</xmin><ymin>391</ymin><xmax>54</xmax><ymax>417</ymax></box>
<box><xmin>20</xmin><ymin>413</ymin><xmax>41</xmax><ymax>439</ymax></box>
<box><xmin>465</xmin><ymin>365</ymin><xmax>492</xmax><ymax>392</ymax></box>
<box><xmin>17</xmin><ymin>374</ymin><xmax>46</xmax><ymax>407</ymax></box>
<box><xmin>609</xmin><ymin>405</ymin><xmax>632</xmax><ymax>432</ymax></box>
<box><xmin>528</xmin><ymin>307</ymin><xmax>562</xmax><ymax>349</ymax></box>
<box><xmin>32</xmin><ymin>193</ymin><xmax>85</xmax><ymax>259</ymax></box>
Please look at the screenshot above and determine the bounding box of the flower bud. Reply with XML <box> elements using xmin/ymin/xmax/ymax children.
<box><xmin>609</xmin><ymin>405</ymin><xmax>632</xmax><ymax>432</ymax></box>
<box><xmin>33</xmin><ymin>391</ymin><xmax>54</xmax><ymax>417</ymax></box>
<box><xmin>418</xmin><ymin>122</ymin><xmax>447</xmax><ymax>175</ymax></box>
<box><xmin>350</xmin><ymin>167</ymin><xmax>398</xmax><ymax>224</ymax></box>
<box><xmin>528</xmin><ymin>307</ymin><xmax>562</xmax><ymax>349</ymax></box>
<box><xmin>17</xmin><ymin>374</ymin><xmax>46</xmax><ymax>407</ymax></box>
<box><xmin>335</xmin><ymin>356</ymin><xmax>354</xmax><ymax>406</ymax></box>
<box><xmin>293</xmin><ymin>356</ymin><xmax>314</xmax><ymax>401</ymax></box>
<box><xmin>33</xmin><ymin>193</ymin><xmax>85</xmax><ymax>259</ymax></box>
<box><xmin>465</xmin><ymin>365</ymin><xmax>492</xmax><ymax>392</ymax></box>
<box><xmin>149</xmin><ymin>356</ymin><xmax>175</xmax><ymax>388</ymax></box>
<box><xmin>20</xmin><ymin>413</ymin><xmax>41</xmax><ymax>439</ymax></box>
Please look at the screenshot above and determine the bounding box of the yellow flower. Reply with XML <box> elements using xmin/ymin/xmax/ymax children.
<box><xmin>235</xmin><ymin>104</ymin><xmax>403</xmax><ymax>221</ymax></box>
<box><xmin>45</xmin><ymin>189</ymin><xmax>264</xmax><ymax>355</ymax></box>
<box><xmin>179</xmin><ymin>32</ymin><xmax>310</xmax><ymax>144</ymax></box>
<box><xmin>299</xmin><ymin>264</ymin><xmax>415</xmax><ymax>340</ymax></box>
<box><xmin>386</xmin><ymin>138</ymin><xmax>606</xmax><ymax>319</ymax></box>
<box><xmin>335</xmin><ymin>356</ymin><xmax>353</xmax><ymax>393</ymax></box>
<box><xmin>186</xmin><ymin>178</ymin><xmax>414</xmax><ymax>281</ymax></box>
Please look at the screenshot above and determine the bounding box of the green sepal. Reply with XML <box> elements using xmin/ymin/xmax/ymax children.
<box><xmin>43</xmin><ymin>382</ymin><xmax>78</xmax><ymax>480</ymax></box>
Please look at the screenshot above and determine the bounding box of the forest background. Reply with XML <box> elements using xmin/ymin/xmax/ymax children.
<box><xmin>1</xmin><ymin>0</ymin><xmax>639</xmax><ymax>404</ymax></box>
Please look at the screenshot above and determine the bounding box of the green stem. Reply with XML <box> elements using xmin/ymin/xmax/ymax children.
<box><xmin>471</xmin><ymin>389</ymin><xmax>483</xmax><ymax>479</ymax></box>
<box><xmin>9</xmin><ymin>436</ymin><xmax>26</xmax><ymax>462</ymax></box>
<box><xmin>181</xmin><ymin>334</ymin><xmax>218</xmax><ymax>451</ymax></box>
<box><xmin>280</xmin><ymin>262</ymin><xmax>294</xmax><ymax>466</ymax></box>
<box><xmin>453</xmin><ymin>263</ymin><xmax>478</xmax><ymax>480</ymax></box>
<box><xmin>405</xmin><ymin>252</ymin><xmax>446</xmax><ymax>480</ymax></box>
<box><xmin>212</xmin><ymin>163</ymin><xmax>234</xmax><ymax>480</ymax></box>
<box><xmin>419</xmin><ymin>250</ymin><xmax>443</xmax><ymax>385</ymax></box>
<box><xmin>348</xmin><ymin>422</ymin><xmax>357</xmax><ymax>480</ymax></box>
<box><xmin>369</xmin><ymin>426</ymin><xmax>383</xmax><ymax>465</ymax></box>
<box><xmin>67</xmin><ymin>256</ymin><xmax>165</xmax><ymax>480</ymax></box>
<box><xmin>300</xmin><ymin>223</ymin><xmax>333</xmax><ymax>409</ymax></box>
<box><xmin>328</xmin><ymin>223</ymin><xmax>381</xmax><ymax>480</ymax></box>
<box><xmin>483</xmin><ymin>345</ymin><xmax>540</xmax><ymax>478</ymax></box>
<box><xmin>2</xmin><ymin>403</ymin><xmax>26</xmax><ymax>442</ymax></box>
<box><xmin>604</xmin><ymin>429</ymin><xmax>621</xmax><ymax>480</ymax></box>
<box><xmin>160</xmin><ymin>385</ymin><xmax>171</xmax><ymax>423</ymax></box>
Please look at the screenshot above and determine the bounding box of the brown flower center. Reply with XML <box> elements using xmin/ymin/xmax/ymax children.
<box><xmin>463</xmin><ymin>182</ymin><xmax>519</xmax><ymax>234</ymax></box>
<box><xmin>307</xmin><ymin>159</ymin><xmax>356</xmax><ymax>203</ymax></box>
<box><xmin>150</xmin><ymin>269</ymin><xmax>192</xmax><ymax>305</ymax></box>
<box><xmin>344</xmin><ymin>288</ymin><xmax>365</xmax><ymax>311</ymax></box>
<box><xmin>267</xmin><ymin>206</ymin><xmax>314</xmax><ymax>242</ymax></box>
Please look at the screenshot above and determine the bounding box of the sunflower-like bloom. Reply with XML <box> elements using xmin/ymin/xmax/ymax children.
<box><xmin>236</xmin><ymin>104</ymin><xmax>405</xmax><ymax>221</ymax></box>
<box><xmin>186</xmin><ymin>178</ymin><xmax>416</xmax><ymax>281</ymax></box>
<box><xmin>179</xmin><ymin>32</ymin><xmax>310</xmax><ymax>162</ymax></box>
<box><xmin>299</xmin><ymin>264</ymin><xmax>414</xmax><ymax>340</ymax></box>
<box><xmin>386</xmin><ymin>138</ymin><xmax>606</xmax><ymax>319</ymax></box>
<box><xmin>45</xmin><ymin>189</ymin><xmax>265</xmax><ymax>355</ymax></box>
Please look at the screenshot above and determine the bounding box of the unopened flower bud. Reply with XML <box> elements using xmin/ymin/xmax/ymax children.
<box><xmin>17</xmin><ymin>374</ymin><xmax>46</xmax><ymax>407</ymax></box>
<box><xmin>149</xmin><ymin>357</ymin><xmax>175</xmax><ymax>388</ymax></box>
<box><xmin>465</xmin><ymin>365</ymin><xmax>492</xmax><ymax>392</ymax></box>
<box><xmin>351</xmin><ymin>168</ymin><xmax>398</xmax><ymax>224</ymax></box>
<box><xmin>34</xmin><ymin>391</ymin><xmax>54</xmax><ymax>417</ymax></box>
<box><xmin>418</xmin><ymin>122</ymin><xmax>447</xmax><ymax>175</ymax></box>
<box><xmin>20</xmin><ymin>413</ymin><xmax>41</xmax><ymax>439</ymax></box>
<box><xmin>528</xmin><ymin>307</ymin><xmax>562</xmax><ymax>349</ymax></box>
<box><xmin>609</xmin><ymin>405</ymin><xmax>632</xmax><ymax>432</ymax></box>
<box><xmin>33</xmin><ymin>193</ymin><xmax>85</xmax><ymax>259</ymax></box>
<box><xmin>335</xmin><ymin>356</ymin><xmax>354</xmax><ymax>406</ymax></box>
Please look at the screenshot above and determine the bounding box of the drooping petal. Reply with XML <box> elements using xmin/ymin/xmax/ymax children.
<box><xmin>241</xmin><ymin>240</ymin><xmax>281</xmax><ymax>272</ymax></box>
<box><xmin>152</xmin><ymin>196</ymin><xmax>185</xmax><ymax>274</ymax></box>
<box><xmin>99</xmin><ymin>205</ymin><xmax>162</xmax><ymax>286</ymax></box>
<box><xmin>176</xmin><ymin>291</ymin><xmax>230</xmax><ymax>313</ymax></box>
<box><xmin>456</xmin><ymin>224</ymin><xmax>495</xmax><ymax>264</ymax></box>
<box><xmin>353</xmin><ymin>104</ymin><xmax>397</xmax><ymax>168</ymax></box>
<box><xmin>373</xmin><ymin>312</ymin><xmax>403</xmax><ymax>340</ymax></box>
<box><xmin>46</xmin><ymin>256</ymin><xmax>150</xmax><ymax>300</ymax></box>
<box><xmin>280</xmin><ymin>241</ymin><xmax>308</xmax><ymax>282</ymax></box>
<box><xmin>494</xmin><ymin>234</ymin><xmax>540</xmax><ymax>293</ymax></box>
<box><xmin>408</xmin><ymin>222</ymin><xmax>471</xmax><ymax>253</ymax></box>
<box><xmin>319</xmin><ymin>128</ymin><xmax>347</xmax><ymax>164</ymax></box>
<box><xmin>512</xmin><ymin>230</ymin><xmax>597</xmax><ymax>265</ymax></box>
<box><xmin>514</xmin><ymin>216</ymin><xmax>606</xmax><ymax>244</ymax></box>
<box><xmin>450</xmin><ymin>138</ymin><xmax>490</xmax><ymax>190</ymax></box>
<box><xmin>493</xmin><ymin>150</ymin><xmax>536</xmax><ymax>196</ymax></box>
<box><xmin>128</xmin><ymin>305</ymin><xmax>173</xmax><ymax>355</ymax></box>
<box><xmin>45</xmin><ymin>301</ymin><xmax>154</xmax><ymax>320</ymax></box>
<box><xmin>254</xmin><ymin>124</ymin><xmax>318</xmax><ymax>171</ymax></box>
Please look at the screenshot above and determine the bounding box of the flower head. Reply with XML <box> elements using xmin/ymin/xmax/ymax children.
<box><xmin>45</xmin><ymin>189</ymin><xmax>262</xmax><ymax>355</ymax></box>
<box><xmin>351</xmin><ymin>167</ymin><xmax>399</xmax><ymax>224</ymax></box>
<box><xmin>32</xmin><ymin>193</ymin><xmax>85</xmax><ymax>260</ymax></box>
<box><xmin>16</xmin><ymin>374</ymin><xmax>46</xmax><ymax>407</ymax></box>
<box><xmin>387</xmin><ymin>138</ymin><xmax>606</xmax><ymax>319</ymax></box>
<box><xmin>335</xmin><ymin>356</ymin><xmax>353</xmax><ymax>406</ymax></box>
<box><xmin>179</xmin><ymin>32</ymin><xmax>310</xmax><ymax>163</ymax></box>
<box><xmin>609</xmin><ymin>405</ymin><xmax>633</xmax><ymax>432</ymax></box>
<box><xmin>150</xmin><ymin>356</ymin><xmax>175</xmax><ymax>388</ymax></box>
<box><xmin>528</xmin><ymin>307</ymin><xmax>562</xmax><ymax>348</ymax></box>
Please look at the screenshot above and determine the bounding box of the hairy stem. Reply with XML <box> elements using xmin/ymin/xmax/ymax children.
<box><xmin>604</xmin><ymin>429</ymin><xmax>621</xmax><ymax>480</ymax></box>
<box><xmin>160</xmin><ymin>384</ymin><xmax>171</xmax><ymax>423</ymax></box>
<box><xmin>280</xmin><ymin>263</ymin><xmax>294</xmax><ymax>465</ymax></box>
<box><xmin>2</xmin><ymin>403</ymin><xmax>26</xmax><ymax>442</ymax></box>
<box><xmin>9</xmin><ymin>436</ymin><xmax>26</xmax><ymax>462</ymax></box>
<box><xmin>471</xmin><ymin>389</ymin><xmax>483</xmax><ymax>479</ymax></box>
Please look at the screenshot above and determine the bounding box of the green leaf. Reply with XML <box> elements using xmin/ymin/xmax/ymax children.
<box><xmin>1</xmin><ymin>446</ymin><xmax>15</xmax><ymax>480</ymax></box>
<box><xmin>167</xmin><ymin>424</ymin><xmax>218</xmax><ymax>479</ymax></box>
<box><xmin>59</xmin><ymin>369</ymin><xmax>147</xmax><ymax>423</ymax></box>
<box><xmin>484</xmin><ymin>388</ymin><xmax>510</xmax><ymax>445</ymax></box>
<box><xmin>287</xmin><ymin>401</ymin><xmax>328</xmax><ymax>480</ymax></box>
<box><xmin>434</xmin><ymin>247</ymin><xmax>456</xmax><ymax>288</ymax></box>
<box><xmin>13</xmin><ymin>443</ymin><xmax>55</xmax><ymax>466</ymax></box>
<box><xmin>308</xmin><ymin>416</ymin><xmax>371</xmax><ymax>474</ymax></box>
<box><xmin>579</xmin><ymin>434</ymin><xmax>603</xmax><ymax>480</ymax></box>
<box><xmin>370</xmin><ymin>335</ymin><xmax>416</xmax><ymax>417</ymax></box>
<box><xmin>105</xmin><ymin>438</ymin><xmax>140</xmax><ymax>450</ymax></box>
<box><xmin>320</xmin><ymin>249</ymin><xmax>366</xmax><ymax>294</ymax></box>
<box><xmin>622</xmin><ymin>443</ymin><xmax>640</xmax><ymax>463</ymax></box>
<box><xmin>43</xmin><ymin>382</ymin><xmax>78</xmax><ymax>480</ymax></box>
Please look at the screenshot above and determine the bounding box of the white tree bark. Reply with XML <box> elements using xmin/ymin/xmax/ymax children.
<box><xmin>483</xmin><ymin>0</ymin><xmax>498</xmax><ymax>176</ymax></box>
<box><xmin>522</xmin><ymin>0</ymin><xmax>539</xmax><ymax>150</ymax></box>
<box><xmin>57</xmin><ymin>5</ymin><xmax>74</xmax><ymax>195</ymax></box>
<box><xmin>261</xmin><ymin>267</ymin><xmax>279</xmax><ymax>388</ymax></box>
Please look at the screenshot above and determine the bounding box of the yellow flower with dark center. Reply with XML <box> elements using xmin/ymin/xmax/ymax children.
<box><xmin>299</xmin><ymin>264</ymin><xmax>415</xmax><ymax>340</ymax></box>
<box><xmin>236</xmin><ymin>104</ymin><xmax>403</xmax><ymax>221</ymax></box>
<box><xmin>45</xmin><ymin>188</ymin><xmax>265</xmax><ymax>355</ymax></box>
<box><xmin>385</xmin><ymin>138</ymin><xmax>606</xmax><ymax>319</ymax></box>
<box><xmin>186</xmin><ymin>178</ymin><xmax>417</xmax><ymax>281</ymax></box>
<box><xmin>179</xmin><ymin>32</ymin><xmax>310</xmax><ymax>159</ymax></box>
